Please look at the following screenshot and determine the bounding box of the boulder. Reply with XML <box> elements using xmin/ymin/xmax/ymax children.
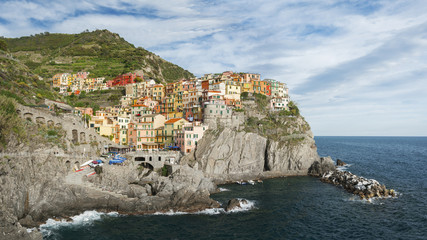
<box><xmin>336</xmin><ymin>159</ymin><xmax>346</xmax><ymax>166</ymax></box>
<box><xmin>308</xmin><ymin>156</ymin><xmax>336</xmax><ymax>177</ymax></box>
<box><xmin>225</xmin><ymin>198</ymin><xmax>248</xmax><ymax>212</ymax></box>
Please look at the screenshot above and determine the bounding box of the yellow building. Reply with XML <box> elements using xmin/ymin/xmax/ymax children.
<box><xmin>225</xmin><ymin>81</ymin><xmax>241</xmax><ymax>100</ymax></box>
<box><xmin>166</xmin><ymin>111</ymin><xmax>183</xmax><ymax>120</ymax></box>
<box><xmin>164</xmin><ymin>118</ymin><xmax>188</xmax><ymax>148</ymax></box>
<box><xmin>241</xmin><ymin>82</ymin><xmax>253</xmax><ymax>93</ymax></box>
<box><xmin>170</xmin><ymin>81</ymin><xmax>183</xmax><ymax>112</ymax></box>
<box><xmin>151</xmin><ymin>84</ymin><xmax>165</xmax><ymax>101</ymax></box>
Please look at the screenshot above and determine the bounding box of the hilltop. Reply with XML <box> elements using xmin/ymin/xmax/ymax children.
<box><xmin>3</xmin><ymin>29</ymin><xmax>194</xmax><ymax>82</ymax></box>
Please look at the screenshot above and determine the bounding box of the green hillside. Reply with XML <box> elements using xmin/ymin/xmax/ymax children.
<box><xmin>0</xmin><ymin>48</ymin><xmax>60</xmax><ymax>105</ymax></box>
<box><xmin>3</xmin><ymin>29</ymin><xmax>194</xmax><ymax>82</ymax></box>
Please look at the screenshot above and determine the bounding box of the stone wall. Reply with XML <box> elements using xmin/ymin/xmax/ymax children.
<box><xmin>129</xmin><ymin>151</ymin><xmax>181</xmax><ymax>169</ymax></box>
<box><xmin>16</xmin><ymin>104</ymin><xmax>113</xmax><ymax>155</ymax></box>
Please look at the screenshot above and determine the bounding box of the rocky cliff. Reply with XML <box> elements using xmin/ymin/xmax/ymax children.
<box><xmin>182</xmin><ymin>123</ymin><xmax>319</xmax><ymax>183</ymax></box>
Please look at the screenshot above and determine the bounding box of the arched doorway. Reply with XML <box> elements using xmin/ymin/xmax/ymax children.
<box><xmin>80</xmin><ymin>132</ymin><xmax>86</xmax><ymax>143</ymax></box>
<box><xmin>74</xmin><ymin>161</ymin><xmax>80</xmax><ymax>171</ymax></box>
<box><xmin>72</xmin><ymin>130</ymin><xmax>78</xmax><ymax>144</ymax></box>
<box><xmin>139</xmin><ymin>162</ymin><xmax>154</xmax><ymax>171</ymax></box>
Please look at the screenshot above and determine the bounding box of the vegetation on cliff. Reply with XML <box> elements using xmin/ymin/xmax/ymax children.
<box><xmin>0</xmin><ymin>49</ymin><xmax>60</xmax><ymax>105</ymax></box>
<box><xmin>64</xmin><ymin>89</ymin><xmax>124</xmax><ymax>111</ymax></box>
<box><xmin>3</xmin><ymin>29</ymin><xmax>194</xmax><ymax>82</ymax></box>
<box><xmin>0</xmin><ymin>96</ymin><xmax>24</xmax><ymax>149</ymax></box>
<box><xmin>240</xmin><ymin>93</ymin><xmax>309</xmax><ymax>146</ymax></box>
<box><xmin>0</xmin><ymin>96</ymin><xmax>67</xmax><ymax>152</ymax></box>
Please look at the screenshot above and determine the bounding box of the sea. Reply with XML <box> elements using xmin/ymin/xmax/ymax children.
<box><xmin>40</xmin><ymin>137</ymin><xmax>427</xmax><ymax>239</ymax></box>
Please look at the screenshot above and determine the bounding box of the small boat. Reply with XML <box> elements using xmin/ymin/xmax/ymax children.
<box><xmin>248</xmin><ymin>180</ymin><xmax>255</xmax><ymax>185</ymax></box>
<box><xmin>257</xmin><ymin>179</ymin><xmax>263</xmax><ymax>183</ymax></box>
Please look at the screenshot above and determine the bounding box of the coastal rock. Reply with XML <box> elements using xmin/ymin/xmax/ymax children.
<box><xmin>182</xmin><ymin>127</ymin><xmax>319</xmax><ymax>183</ymax></box>
<box><xmin>336</xmin><ymin>159</ymin><xmax>346</xmax><ymax>166</ymax></box>
<box><xmin>308</xmin><ymin>156</ymin><xmax>336</xmax><ymax>177</ymax></box>
<box><xmin>320</xmin><ymin>170</ymin><xmax>395</xmax><ymax>199</ymax></box>
<box><xmin>225</xmin><ymin>198</ymin><xmax>248</xmax><ymax>212</ymax></box>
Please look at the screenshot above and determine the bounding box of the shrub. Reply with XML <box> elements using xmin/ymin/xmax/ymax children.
<box><xmin>0</xmin><ymin>39</ymin><xmax>7</xmax><ymax>51</ymax></box>
<box><xmin>0</xmin><ymin>96</ymin><xmax>24</xmax><ymax>148</ymax></box>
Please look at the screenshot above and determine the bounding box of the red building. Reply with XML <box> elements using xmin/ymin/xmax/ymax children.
<box><xmin>111</xmin><ymin>73</ymin><xmax>143</xmax><ymax>86</ymax></box>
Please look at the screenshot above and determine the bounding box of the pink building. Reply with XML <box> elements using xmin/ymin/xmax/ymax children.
<box><xmin>128</xmin><ymin>122</ymin><xmax>137</xmax><ymax>149</ymax></box>
<box><xmin>74</xmin><ymin>107</ymin><xmax>93</xmax><ymax>116</ymax></box>
<box><xmin>176</xmin><ymin>122</ymin><xmax>209</xmax><ymax>154</ymax></box>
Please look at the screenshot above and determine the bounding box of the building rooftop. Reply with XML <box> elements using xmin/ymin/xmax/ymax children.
<box><xmin>165</xmin><ymin>118</ymin><xmax>184</xmax><ymax>124</ymax></box>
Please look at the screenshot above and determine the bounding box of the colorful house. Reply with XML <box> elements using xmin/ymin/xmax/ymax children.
<box><xmin>111</xmin><ymin>72</ymin><xmax>143</xmax><ymax>86</ymax></box>
<box><xmin>135</xmin><ymin>114</ymin><xmax>166</xmax><ymax>150</ymax></box>
<box><xmin>164</xmin><ymin>118</ymin><xmax>188</xmax><ymax>148</ymax></box>
<box><xmin>176</xmin><ymin>122</ymin><xmax>209</xmax><ymax>154</ymax></box>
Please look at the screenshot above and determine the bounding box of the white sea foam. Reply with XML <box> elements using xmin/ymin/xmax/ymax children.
<box><xmin>151</xmin><ymin>199</ymin><xmax>256</xmax><ymax>216</ymax></box>
<box><xmin>227</xmin><ymin>199</ymin><xmax>257</xmax><ymax>213</ymax></box>
<box><xmin>337</xmin><ymin>164</ymin><xmax>352</xmax><ymax>171</ymax></box>
<box><xmin>345</xmin><ymin>191</ymin><xmax>399</xmax><ymax>205</ymax></box>
<box><xmin>152</xmin><ymin>210</ymin><xmax>188</xmax><ymax>216</ymax></box>
<box><xmin>26</xmin><ymin>227</ymin><xmax>37</xmax><ymax>233</ymax></box>
<box><xmin>218</xmin><ymin>187</ymin><xmax>230</xmax><ymax>192</ymax></box>
<box><xmin>39</xmin><ymin>210</ymin><xmax>119</xmax><ymax>237</ymax></box>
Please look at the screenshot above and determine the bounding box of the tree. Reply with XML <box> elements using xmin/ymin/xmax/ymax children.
<box><xmin>288</xmin><ymin>101</ymin><xmax>300</xmax><ymax>116</ymax></box>
<box><xmin>82</xmin><ymin>114</ymin><xmax>92</xmax><ymax>125</ymax></box>
<box><xmin>134</xmin><ymin>77</ymin><xmax>143</xmax><ymax>83</ymax></box>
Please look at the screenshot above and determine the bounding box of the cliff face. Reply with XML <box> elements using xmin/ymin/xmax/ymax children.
<box><xmin>182</xmin><ymin>115</ymin><xmax>319</xmax><ymax>183</ymax></box>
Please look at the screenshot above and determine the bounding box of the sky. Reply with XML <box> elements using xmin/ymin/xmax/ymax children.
<box><xmin>1</xmin><ymin>0</ymin><xmax>426</xmax><ymax>136</ymax></box>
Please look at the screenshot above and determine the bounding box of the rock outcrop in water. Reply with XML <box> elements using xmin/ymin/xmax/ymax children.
<box><xmin>225</xmin><ymin>198</ymin><xmax>248</xmax><ymax>212</ymax></box>
<box><xmin>320</xmin><ymin>170</ymin><xmax>396</xmax><ymax>199</ymax></box>
<box><xmin>307</xmin><ymin>156</ymin><xmax>336</xmax><ymax>177</ymax></box>
<box><xmin>336</xmin><ymin>159</ymin><xmax>346</xmax><ymax>166</ymax></box>
<box><xmin>182</xmin><ymin>126</ymin><xmax>319</xmax><ymax>183</ymax></box>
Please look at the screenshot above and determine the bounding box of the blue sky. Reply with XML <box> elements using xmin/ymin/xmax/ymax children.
<box><xmin>1</xmin><ymin>0</ymin><xmax>426</xmax><ymax>136</ymax></box>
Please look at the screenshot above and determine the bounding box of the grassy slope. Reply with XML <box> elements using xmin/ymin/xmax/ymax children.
<box><xmin>0</xmin><ymin>49</ymin><xmax>60</xmax><ymax>105</ymax></box>
<box><xmin>3</xmin><ymin>29</ymin><xmax>194</xmax><ymax>82</ymax></box>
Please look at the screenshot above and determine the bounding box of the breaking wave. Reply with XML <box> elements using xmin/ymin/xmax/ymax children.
<box><xmin>40</xmin><ymin>210</ymin><xmax>119</xmax><ymax>237</ymax></box>
<box><xmin>151</xmin><ymin>199</ymin><xmax>257</xmax><ymax>216</ymax></box>
<box><xmin>337</xmin><ymin>164</ymin><xmax>352</xmax><ymax>171</ymax></box>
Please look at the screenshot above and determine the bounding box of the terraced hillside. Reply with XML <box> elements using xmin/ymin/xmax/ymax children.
<box><xmin>3</xmin><ymin>29</ymin><xmax>194</xmax><ymax>82</ymax></box>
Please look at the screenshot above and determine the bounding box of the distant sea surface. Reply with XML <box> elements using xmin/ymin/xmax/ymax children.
<box><xmin>42</xmin><ymin>137</ymin><xmax>427</xmax><ymax>239</ymax></box>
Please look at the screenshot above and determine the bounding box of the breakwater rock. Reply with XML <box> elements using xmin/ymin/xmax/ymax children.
<box><xmin>321</xmin><ymin>170</ymin><xmax>396</xmax><ymax>199</ymax></box>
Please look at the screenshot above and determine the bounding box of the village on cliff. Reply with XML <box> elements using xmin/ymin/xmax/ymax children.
<box><xmin>51</xmin><ymin>71</ymin><xmax>290</xmax><ymax>153</ymax></box>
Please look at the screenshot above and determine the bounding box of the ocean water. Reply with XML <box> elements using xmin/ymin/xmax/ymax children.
<box><xmin>41</xmin><ymin>137</ymin><xmax>427</xmax><ymax>239</ymax></box>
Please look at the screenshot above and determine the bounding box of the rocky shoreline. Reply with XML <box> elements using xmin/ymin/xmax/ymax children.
<box><xmin>320</xmin><ymin>170</ymin><xmax>396</xmax><ymax>199</ymax></box>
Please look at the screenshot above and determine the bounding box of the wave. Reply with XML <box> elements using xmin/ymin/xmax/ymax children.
<box><xmin>151</xmin><ymin>199</ymin><xmax>257</xmax><ymax>216</ymax></box>
<box><xmin>227</xmin><ymin>198</ymin><xmax>257</xmax><ymax>213</ymax></box>
<box><xmin>337</xmin><ymin>164</ymin><xmax>352</xmax><ymax>171</ymax></box>
<box><xmin>345</xmin><ymin>191</ymin><xmax>400</xmax><ymax>205</ymax></box>
<box><xmin>40</xmin><ymin>210</ymin><xmax>119</xmax><ymax>237</ymax></box>
<box><xmin>218</xmin><ymin>187</ymin><xmax>230</xmax><ymax>192</ymax></box>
